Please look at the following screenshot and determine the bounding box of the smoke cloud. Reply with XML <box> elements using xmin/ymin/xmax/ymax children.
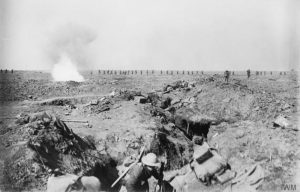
<box><xmin>47</xmin><ymin>23</ymin><xmax>97</xmax><ymax>69</ymax></box>
<box><xmin>1</xmin><ymin>0</ymin><xmax>297</xmax><ymax>71</ymax></box>
<box><xmin>44</xmin><ymin>23</ymin><xmax>97</xmax><ymax>81</ymax></box>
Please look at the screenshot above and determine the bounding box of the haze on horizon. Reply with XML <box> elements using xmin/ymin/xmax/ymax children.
<box><xmin>0</xmin><ymin>0</ymin><xmax>299</xmax><ymax>71</ymax></box>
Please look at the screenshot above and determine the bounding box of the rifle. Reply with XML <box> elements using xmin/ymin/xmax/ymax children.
<box><xmin>158</xmin><ymin>161</ymin><xmax>165</xmax><ymax>192</ymax></box>
<box><xmin>111</xmin><ymin>146</ymin><xmax>145</xmax><ymax>188</ymax></box>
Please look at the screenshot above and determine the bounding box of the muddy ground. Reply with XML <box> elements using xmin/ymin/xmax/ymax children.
<box><xmin>0</xmin><ymin>71</ymin><xmax>299</xmax><ymax>192</ymax></box>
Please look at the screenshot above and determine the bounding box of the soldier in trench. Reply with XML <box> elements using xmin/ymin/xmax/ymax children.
<box><xmin>124</xmin><ymin>153</ymin><xmax>162</xmax><ymax>192</ymax></box>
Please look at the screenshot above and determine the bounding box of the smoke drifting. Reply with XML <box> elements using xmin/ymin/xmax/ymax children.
<box><xmin>2</xmin><ymin>0</ymin><xmax>296</xmax><ymax>71</ymax></box>
<box><xmin>46</xmin><ymin>24</ymin><xmax>97</xmax><ymax>81</ymax></box>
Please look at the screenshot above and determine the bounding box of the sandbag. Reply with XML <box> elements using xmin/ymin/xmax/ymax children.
<box><xmin>169</xmin><ymin>168</ymin><xmax>197</xmax><ymax>192</ymax></box>
<box><xmin>191</xmin><ymin>144</ymin><xmax>227</xmax><ymax>181</ymax></box>
<box><xmin>223</xmin><ymin>164</ymin><xmax>264</xmax><ymax>192</ymax></box>
<box><xmin>192</xmin><ymin>142</ymin><xmax>210</xmax><ymax>160</ymax></box>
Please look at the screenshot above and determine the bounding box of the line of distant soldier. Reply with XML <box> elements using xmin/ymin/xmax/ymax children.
<box><xmin>94</xmin><ymin>70</ymin><xmax>206</xmax><ymax>75</ymax></box>
<box><xmin>223</xmin><ymin>69</ymin><xmax>288</xmax><ymax>83</ymax></box>
<box><xmin>91</xmin><ymin>70</ymin><xmax>288</xmax><ymax>76</ymax></box>
<box><xmin>0</xmin><ymin>69</ymin><xmax>13</xmax><ymax>73</ymax></box>
<box><xmin>1</xmin><ymin>69</ymin><xmax>288</xmax><ymax>78</ymax></box>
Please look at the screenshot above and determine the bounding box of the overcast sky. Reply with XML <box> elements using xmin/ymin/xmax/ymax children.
<box><xmin>0</xmin><ymin>0</ymin><xmax>299</xmax><ymax>71</ymax></box>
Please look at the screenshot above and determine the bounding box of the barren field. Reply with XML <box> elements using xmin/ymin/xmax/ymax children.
<box><xmin>0</xmin><ymin>71</ymin><xmax>299</xmax><ymax>192</ymax></box>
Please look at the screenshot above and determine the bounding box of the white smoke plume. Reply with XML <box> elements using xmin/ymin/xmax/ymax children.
<box><xmin>47</xmin><ymin>23</ymin><xmax>96</xmax><ymax>81</ymax></box>
<box><xmin>51</xmin><ymin>53</ymin><xmax>84</xmax><ymax>82</ymax></box>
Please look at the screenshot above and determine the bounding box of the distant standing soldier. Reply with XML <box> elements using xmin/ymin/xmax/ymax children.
<box><xmin>0</xmin><ymin>69</ymin><xmax>2</xmax><ymax>73</ymax></box>
<box><xmin>5</xmin><ymin>69</ymin><xmax>8</xmax><ymax>73</ymax></box>
<box><xmin>11</xmin><ymin>69</ymin><xmax>13</xmax><ymax>73</ymax></box>
<box><xmin>247</xmin><ymin>69</ymin><xmax>250</xmax><ymax>79</ymax></box>
<box><xmin>224</xmin><ymin>70</ymin><xmax>230</xmax><ymax>83</ymax></box>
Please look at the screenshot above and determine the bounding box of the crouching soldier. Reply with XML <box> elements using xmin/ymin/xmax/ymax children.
<box><xmin>125</xmin><ymin>153</ymin><xmax>162</xmax><ymax>192</ymax></box>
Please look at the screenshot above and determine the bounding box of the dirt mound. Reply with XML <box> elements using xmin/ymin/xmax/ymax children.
<box><xmin>97</xmin><ymin>122</ymin><xmax>193</xmax><ymax>172</ymax></box>
<box><xmin>2</xmin><ymin>112</ymin><xmax>118</xmax><ymax>192</ymax></box>
<box><xmin>148</xmin><ymin>128</ymin><xmax>194</xmax><ymax>170</ymax></box>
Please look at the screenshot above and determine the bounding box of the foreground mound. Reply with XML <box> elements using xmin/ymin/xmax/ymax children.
<box><xmin>2</xmin><ymin>112</ymin><xmax>118</xmax><ymax>192</ymax></box>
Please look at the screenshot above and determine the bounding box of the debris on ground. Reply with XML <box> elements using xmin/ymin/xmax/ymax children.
<box><xmin>2</xmin><ymin>111</ymin><xmax>119</xmax><ymax>192</ymax></box>
<box><xmin>134</xmin><ymin>96</ymin><xmax>147</xmax><ymax>104</ymax></box>
<box><xmin>0</xmin><ymin>72</ymin><xmax>297</xmax><ymax>192</ymax></box>
<box><xmin>273</xmin><ymin>115</ymin><xmax>291</xmax><ymax>129</ymax></box>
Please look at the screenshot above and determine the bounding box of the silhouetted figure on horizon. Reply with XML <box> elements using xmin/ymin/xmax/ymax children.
<box><xmin>224</xmin><ymin>70</ymin><xmax>230</xmax><ymax>83</ymax></box>
<box><xmin>247</xmin><ymin>69</ymin><xmax>251</xmax><ymax>79</ymax></box>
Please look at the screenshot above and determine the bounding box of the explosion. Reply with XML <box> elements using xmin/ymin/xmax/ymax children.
<box><xmin>51</xmin><ymin>54</ymin><xmax>84</xmax><ymax>82</ymax></box>
<box><xmin>48</xmin><ymin>24</ymin><xmax>96</xmax><ymax>82</ymax></box>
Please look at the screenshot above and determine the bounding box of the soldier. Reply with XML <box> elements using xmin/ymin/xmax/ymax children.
<box><xmin>125</xmin><ymin>153</ymin><xmax>162</xmax><ymax>192</ymax></box>
<box><xmin>224</xmin><ymin>70</ymin><xmax>230</xmax><ymax>83</ymax></box>
<box><xmin>247</xmin><ymin>69</ymin><xmax>250</xmax><ymax>79</ymax></box>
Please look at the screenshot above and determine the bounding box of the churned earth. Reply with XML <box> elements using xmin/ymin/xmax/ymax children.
<box><xmin>0</xmin><ymin>71</ymin><xmax>298</xmax><ymax>192</ymax></box>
